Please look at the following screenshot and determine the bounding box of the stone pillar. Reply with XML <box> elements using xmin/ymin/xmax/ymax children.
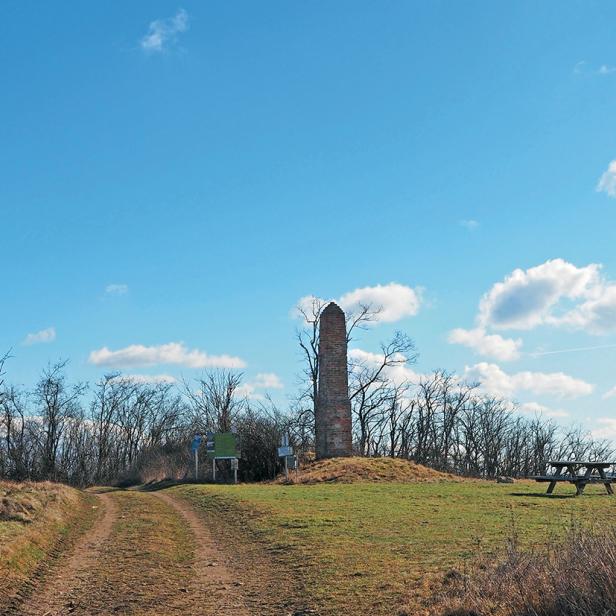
<box><xmin>315</xmin><ymin>302</ymin><xmax>353</xmax><ymax>459</ymax></box>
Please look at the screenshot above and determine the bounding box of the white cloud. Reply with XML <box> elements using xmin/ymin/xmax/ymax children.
<box><xmin>140</xmin><ymin>9</ymin><xmax>189</xmax><ymax>53</ymax></box>
<box><xmin>603</xmin><ymin>386</ymin><xmax>616</xmax><ymax>400</ymax></box>
<box><xmin>105</xmin><ymin>283</ymin><xmax>128</xmax><ymax>296</ymax></box>
<box><xmin>464</xmin><ymin>362</ymin><xmax>594</xmax><ymax>399</ymax></box>
<box><xmin>449</xmin><ymin>259</ymin><xmax>616</xmax><ymax>362</ymax></box>
<box><xmin>88</xmin><ymin>342</ymin><xmax>245</xmax><ymax>369</ymax></box>
<box><xmin>23</xmin><ymin>327</ymin><xmax>56</xmax><ymax>346</ymax></box>
<box><xmin>518</xmin><ymin>401</ymin><xmax>570</xmax><ymax>419</ymax></box>
<box><xmin>460</xmin><ymin>219</ymin><xmax>479</xmax><ymax>231</ymax></box>
<box><xmin>112</xmin><ymin>374</ymin><xmax>177</xmax><ymax>384</ymax></box>
<box><xmin>237</xmin><ymin>372</ymin><xmax>284</xmax><ymax>400</ymax></box>
<box><xmin>478</xmin><ymin>259</ymin><xmax>600</xmax><ymax>331</ymax></box>
<box><xmin>591</xmin><ymin>418</ymin><xmax>616</xmax><ymax>440</ymax></box>
<box><xmin>252</xmin><ymin>373</ymin><xmax>284</xmax><ymax>389</ymax></box>
<box><xmin>295</xmin><ymin>283</ymin><xmax>422</xmax><ymax>325</ymax></box>
<box><xmin>447</xmin><ymin>327</ymin><xmax>522</xmax><ymax>361</ymax></box>
<box><xmin>553</xmin><ymin>283</ymin><xmax>616</xmax><ymax>334</ymax></box>
<box><xmin>339</xmin><ymin>283</ymin><xmax>422</xmax><ymax>322</ymax></box>
<box><xmin>597</xmin><ymin>160</ymin><xmax>616</xmax><ymax>197</ymax></box>
<box><xmin>475</xmin><ymin>258</ymin><xmax>616</xmax><ymax>335</ymax></box>
<box><xmin>348</xmin><ymin>348</ymin><xmax>421</xmax><ymax>386</ymax></box>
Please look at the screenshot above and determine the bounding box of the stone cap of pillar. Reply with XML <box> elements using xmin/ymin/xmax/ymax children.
<box><xmin>322</xmin><ymin>302</ymin><xmax>345</xmax><ymax>315</ymax></box>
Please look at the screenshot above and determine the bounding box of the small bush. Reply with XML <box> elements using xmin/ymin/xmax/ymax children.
<box><xmin>428</xmin><ymin>524</ymin><xmax>616</xmax><ymax>616</ymax></box>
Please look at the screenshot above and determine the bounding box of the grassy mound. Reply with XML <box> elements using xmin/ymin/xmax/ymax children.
<box><xmin>278</xmin><ymin>456</ymin><xmax>458</xmax><ymax>484</ymax></box>
<box><xmin>0</xmin><ymin>481</ymin><xmax>94</xmax><ymax>604</ymax></box>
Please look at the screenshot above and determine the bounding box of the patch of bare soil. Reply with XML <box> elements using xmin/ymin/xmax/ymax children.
<box><xmin>276</xmin><ymin>456</ymin><xmax>459</xmax><ymax>484</ymax></box>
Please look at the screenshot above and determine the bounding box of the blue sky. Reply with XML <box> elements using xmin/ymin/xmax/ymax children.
<box><xmin>2</xmin><ymin>2</ymin><xmax>616</xmax><ymax>436</ymax></box>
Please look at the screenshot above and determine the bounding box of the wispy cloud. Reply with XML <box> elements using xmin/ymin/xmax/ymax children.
<box><xmin>237</xmin><ymin>372</ymin><xmax>284</xmax><ymax>400</ymax></box>
<box><xmin>573</xmin><ymin>60</ymin><xmax>587</xmax><ymax>75</ymax></box>
<box><xmin>592</xmin><ymin>418</ymin><xmax>616</xmax><ymax>440</ymax></box>
<box><xmin>603</xmin><ymin>386</ymin><xmax>616</xmax><ymax>400</ymax></box>
<box><xmin>23</xmin><ymin>327</ymin><xmax>56</xmax><ymax>346</ymax></box>
<box><xmin>518</xmin><ymin>401</ymin><xmax>570</xmax><ymax>419</ymax></box>
<box><xmin>105</xmin><ymin>283</ymin><xmax>128</xmax><ymax>296</ymax></box>
<box><xmin>89</xmin><ymin>342</ymin><xmax>245</xmax><ymax>370</ymax></box>
<box><xmin>573</xmin><ymin>61</ymin><xmax>616</xmax><ymax>76</ymax></box>
<box><xmin>252</xmin><ymin>373</ymin><xmax>284</xmax><ymax>389</ymax></box>
<box><xmin>112</xmin><ymin>374</ymin><xmax>177</xmax><ymax>385</ymax></box>
<box><xmin>531</xmin><ymin>343</ymin><xmax>616</xmax><ymax>358</ymax></box>
<box><xmin>140</xmin><ymin>8</ymin><xmax>189</xmax><ymax>53</ymax></box>
<box><xmin>597</xmin><ymin>160</ymin><xmax>616</xmax><ymax>198</ymax></box>
<box><xmin>459</xmin><ymin>219</ymin><xmax>479</xmax><ymax>231</ymax></box>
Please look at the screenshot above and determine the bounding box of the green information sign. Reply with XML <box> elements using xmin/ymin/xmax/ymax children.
<box><xmin>206</xmin><ymin>432</ymin><xmax>240</xmax><ymax>459</ymax></box>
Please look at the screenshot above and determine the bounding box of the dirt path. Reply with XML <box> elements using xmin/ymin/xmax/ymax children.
<box><xmin>15</xmin><ymin>491</ymin><xmax>117</xmax><ymax>616</ymax></box>
<box><xmin>10</xmin><ymin>488</ymin><xmax>257</xmax><ymax>616</ymax></box>
<box><xmin>151</xmin><ymin>490</ymin><xmax>251</xmax><ymax>615</ymax></box>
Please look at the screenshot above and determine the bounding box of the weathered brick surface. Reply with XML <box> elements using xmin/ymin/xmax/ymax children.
<box><xmin>315</xmin><ymin>302</ymin><xmax>353</xmax><ymax>458</ymax></box>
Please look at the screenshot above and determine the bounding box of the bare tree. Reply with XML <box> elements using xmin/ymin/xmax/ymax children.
<box><xmin>33</xmin><ymin>362</ymin><xmax>86</xmax><ymax>480</ymax></box>
<box><xmin>349</xmin><ymin>332</ymin><xmax>417</xmax><ymax>455</ymax></box>
<box><xmin>184</xmin><ymin>370</ymin><xmax>245</xmax><ymax>433</ymax></box>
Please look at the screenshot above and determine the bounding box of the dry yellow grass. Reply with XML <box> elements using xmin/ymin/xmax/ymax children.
<box><xmin>0</xmin><ymin>481</ymin><xmax>94</xmax><ymax>604</ymax></box>
<box><xmin>275</xmin><ymin>455</ymin><xmax>459</xmax><ymax>484</ymax></box>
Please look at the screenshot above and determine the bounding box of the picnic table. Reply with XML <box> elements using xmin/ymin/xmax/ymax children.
<box><xmin>531</xmin><ymin>461</ymin><xmax>616</xmax><ymax>496</ymax></box>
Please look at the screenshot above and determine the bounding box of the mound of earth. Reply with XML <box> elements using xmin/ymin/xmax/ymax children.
<box><xmin>277</xmin><ymin>456</ymin><xmax>458</xmax><ymax>484</ymax></box>
<box><xmin>0</xmin><ymin>481</ymin><xmax>75</xmax><ymax>523</ymax></box>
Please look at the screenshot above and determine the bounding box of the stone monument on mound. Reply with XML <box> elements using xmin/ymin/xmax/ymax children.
<box><xmin>315</xmin><ymin>302</ymin><xmax>353</xmax><ymax>459</ymax></box>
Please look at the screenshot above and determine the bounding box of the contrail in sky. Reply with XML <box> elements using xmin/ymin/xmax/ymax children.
<box><xmin>530</xmin><ymin>343</ymin><xmax>616</xmax><ymax>357</ymax></box>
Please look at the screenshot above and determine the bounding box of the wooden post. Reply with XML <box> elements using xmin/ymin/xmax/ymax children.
<box><xmin>547</xmin><ymin>464</ymin><xmax>564</xmax><ymax>494</ymax></box>
<box><xmin>597</xmin><ymin>466</ymin><xmax>614</xmax><ymax>495</ymax></box>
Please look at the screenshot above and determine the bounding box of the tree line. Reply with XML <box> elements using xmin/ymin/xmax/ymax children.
<box><xmin>0</xmin><ymin>301</ymin><xmax>611</xmax><ymax>485</ymax></box>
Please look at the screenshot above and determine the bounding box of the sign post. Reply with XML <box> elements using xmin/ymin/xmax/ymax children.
<box><xmin>278</xmin><ymin>433</ymin><xmax>293</xmax><ymax>481</ymax></box>
<box><xmin>207</xmin><ymin>432</ymin><xmax>240</xmax><ymax>484</ymax></box>
<box><xmin>191</xmin><ymin>435</ymin><xmax>202</xmax><ymax>481</ymax></box>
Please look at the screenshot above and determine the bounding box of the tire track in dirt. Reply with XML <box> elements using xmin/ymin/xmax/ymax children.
<box><xmin>151</xmin><ymin>490</ymin><xmax>251</xmax><ymax>615</ymax></box>
<box><xmin>16</xmin><ymin>491</ymin><xmax>116</xmax><ymax>616</ymax></box>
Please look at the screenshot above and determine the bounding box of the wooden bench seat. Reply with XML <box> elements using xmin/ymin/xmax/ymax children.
<box><xmin>530</xmin><ymin>475</ymin><xmax>616</xmax><ymax>483</ymax></box>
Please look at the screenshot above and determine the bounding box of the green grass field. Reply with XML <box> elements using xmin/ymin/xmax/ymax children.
<box><xmin>171</xmin><ymin>480</ymin><xmax>616</xmax><ymax>615</ymax></box>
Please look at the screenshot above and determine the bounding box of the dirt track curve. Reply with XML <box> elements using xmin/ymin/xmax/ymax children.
<box><xmin>8</xmin><ymin>488</ymin><xmax>263</xmax><ymax>616</ymax></box>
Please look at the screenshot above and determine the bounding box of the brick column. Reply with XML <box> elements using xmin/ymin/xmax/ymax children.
<box><xmin>315</xmin><ymin>302</ymin><xmax>353</xmax><ymax>458</ymax></box>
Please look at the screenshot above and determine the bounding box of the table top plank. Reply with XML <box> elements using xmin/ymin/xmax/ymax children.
<box><xmin>548</xmin><ymin>461</ymin><xmax>616</xmax><ymax>467</ymax></box>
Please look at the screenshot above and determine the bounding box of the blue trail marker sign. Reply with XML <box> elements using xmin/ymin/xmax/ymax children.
<box><xmin>191</xmin><ymin>435</ymin><xmax>202</xmax><ymax>479</ymax></box>
<box><xmin>191</xmin><ymin>435</ymin><xmax>202</xmax><ymax>451</ymax></box>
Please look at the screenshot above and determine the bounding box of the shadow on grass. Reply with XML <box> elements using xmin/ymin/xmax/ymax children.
<box><xmin>509</xmin><ymin>492</ymin><xmax>575</xmax><ymax>499</ymax></box>
<box><xmin>135</xmin><ymin>479</ymin><xmax>196</xmax><ymax>492</ymax></box>
<box><xmin>86</xmin><ymin>486</ymin><xmax>123</xmax><ymax>494</ymax></box>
